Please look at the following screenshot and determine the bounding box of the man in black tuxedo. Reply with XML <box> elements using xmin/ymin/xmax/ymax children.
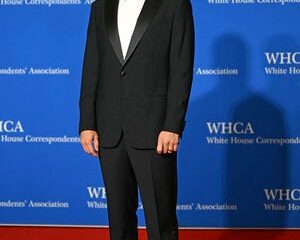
<box><xmin>79</xmin><ymin>0</ymin><xmax>195</xmax><ymax>239</ymax></box>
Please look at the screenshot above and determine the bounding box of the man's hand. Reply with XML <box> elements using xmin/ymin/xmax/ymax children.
<box><xmin>156</xmin><ymin>131</ymin><xmax>180</xmax><ymax>154</ymax></box>
<box><xmin>80</xmin><ymin>130</ymin><xmax>99</xmax><ymax>157</ymax></box>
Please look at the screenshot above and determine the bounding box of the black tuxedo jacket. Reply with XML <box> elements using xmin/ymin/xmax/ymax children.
<box><xmin>79</xmin><ymin>0</ymin><xmax>195</xmax><ymax>148</ymax></box>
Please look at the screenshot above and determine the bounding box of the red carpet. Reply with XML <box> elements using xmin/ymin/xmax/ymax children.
<box><xmin>0</xmin><ymin>227</ymin><xmax>300</xmax><ymax>240</ymax></box>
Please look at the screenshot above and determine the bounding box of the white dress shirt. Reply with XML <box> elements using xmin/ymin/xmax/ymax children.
<box><xmin>117</xmin><ymin>0</ymin><xmax>146</xmax><ymax>59</ymax></box>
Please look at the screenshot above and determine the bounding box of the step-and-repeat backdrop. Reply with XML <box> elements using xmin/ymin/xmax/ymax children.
<box><xmin>1</xmin><ymin>0</ymin><xmax>300</xmax><ymax>228</ymax></box>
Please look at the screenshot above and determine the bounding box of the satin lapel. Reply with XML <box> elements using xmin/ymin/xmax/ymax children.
<box><xmin>124</xmin><ymin>0</ymin><xmax>161</xmax><ymax>65</ymax></box>
<box><xmin>104</xmin><ymin>0</ymin><xmax>124</xmax><ymax>66</ymax></box>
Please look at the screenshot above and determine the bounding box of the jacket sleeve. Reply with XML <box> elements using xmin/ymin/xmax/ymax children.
<box><xmin>78</xmin><ymin>3</ymin><xmax>100</xmax><ymax>135</ymax></box>
<box><xmin>161</xmin><ymin>0</ymin><xmax>195</xmax><ymax>137</ymax></box>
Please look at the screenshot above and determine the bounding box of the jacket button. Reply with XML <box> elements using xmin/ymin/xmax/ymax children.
<box><xmin>120</xmin><ymin>70</ymin><xmax>126</xmax><ymax>76</ymax></box>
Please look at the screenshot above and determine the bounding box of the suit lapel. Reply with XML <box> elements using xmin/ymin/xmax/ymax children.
<box><xmin>124</xmin><ymin>0</ymin><xmax>160</xmax><ymax>64</ymax></box>
<box><xmin>105</xmin><ymin>0</ymin><xmax>161</xmax><ymax>66</ymax></box>
<box><xmin>105</xmin><ymin>0</ymin><xmax>124</xmax><ymax>66</ymax></box>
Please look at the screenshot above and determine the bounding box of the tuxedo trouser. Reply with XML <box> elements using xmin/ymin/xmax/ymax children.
<box><xmin>98</xmin><ymin>130</ymin><xmax>178</xmax><ymax>240</ymax></box>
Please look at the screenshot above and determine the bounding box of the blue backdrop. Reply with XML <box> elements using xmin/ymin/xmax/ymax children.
<box><xmin>1</xmin><ymin>0</ymin><xmax>300</xmax><ymax>229</ymax></box>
